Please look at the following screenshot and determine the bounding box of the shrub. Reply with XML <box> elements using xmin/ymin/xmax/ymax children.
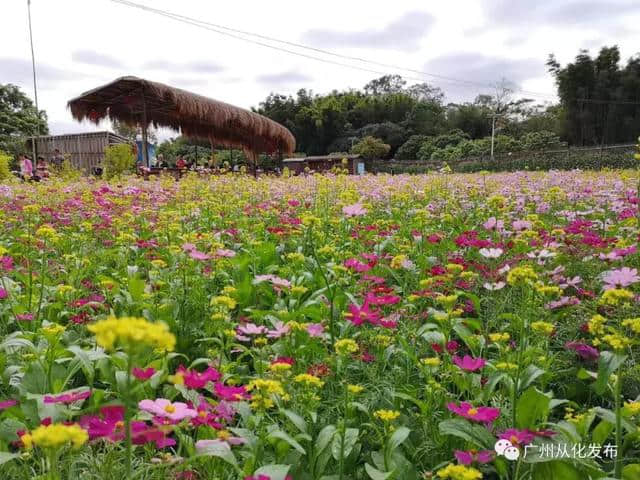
<box><xmin>104</xmin><ymin>144</ymin><xmax>135</xmax><ymax>179</ymax></box>
<box><xmin>0</xmin><ymin>150</ymin><xmax>11</xmax><ymax>181</ymax></box>
<box><xmin>395</xmin><ymin>135</ymin><xmax>429</xmax><ymax>160</ymax></box>
<box><xmin>350</xmin><ymin>136</ymin><xmax>391</xmax><ymax>159</ymax></box>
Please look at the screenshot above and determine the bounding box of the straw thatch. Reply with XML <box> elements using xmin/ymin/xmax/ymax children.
<box><xmin>68</xmin><ymin>76</ymin><xmax>295</xmax><ymax>157</ymax></box>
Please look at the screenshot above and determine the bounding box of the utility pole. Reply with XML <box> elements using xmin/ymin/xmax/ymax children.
<box><xmin>27</xmin><ymin>0</ymin><xmax>40</xmax><ymax>161</ymax></box>
<box><xmin>488</xmin><ymin>112</ymin><xmax>503</xmax><ymax>161</ymax></box>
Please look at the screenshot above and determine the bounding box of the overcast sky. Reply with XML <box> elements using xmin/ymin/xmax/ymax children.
<box><xmin>2</xmin><ymin>0</ymin><xmax>639</xmax><ymax>141</ymax></box>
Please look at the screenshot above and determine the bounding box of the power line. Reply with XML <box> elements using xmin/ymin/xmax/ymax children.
<box><xmin>108</xmin><ymin>0</ymin><xmax>558</xmax><ymax>100</ymax></box>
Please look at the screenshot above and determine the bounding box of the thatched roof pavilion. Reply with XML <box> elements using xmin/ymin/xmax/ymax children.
<box><xmin>68</xmin><ymin>76</ymin><xmax>295</xmax><ymax>166</ymax></box>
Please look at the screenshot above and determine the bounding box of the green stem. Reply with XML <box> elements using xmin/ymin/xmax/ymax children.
<box><xmin>614</xmin><ymin>373</ymin><xmax>623</xmax><ymax>478</ymax></box>
<box><xmin>124</xmin><ymin>351</ymin><xmax>133</xmax><ymax>480</ymax></box>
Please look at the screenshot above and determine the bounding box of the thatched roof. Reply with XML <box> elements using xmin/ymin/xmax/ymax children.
<box><xmin>68</xmin><ymin>76</ymin><xmax>295</xmax><ymax>157</ymax></box>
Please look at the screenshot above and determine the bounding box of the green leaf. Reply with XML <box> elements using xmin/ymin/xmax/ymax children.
<box><xmin>0</xmin><ymin>452</ymin><xmax>20</xmax><ymax>466</ymax></box>
<box><xmin>387</xmin><ymin>426</ymin><xmax>410</xmax><ymax>453</ymax></box>
<box><xmin>595</xmin><ymin>351</ymin><xmax>627</xmax><ymax>395</ymax></box>
<box><xmin>623</xmin><ymin>464</ymin><xmax>640</xmax><ymax>480</ymax></box>
<box><xmin>315</xmin><ymin>425</ymin><xmax>337</xmax><ymax>454</ymax></box>
<box><xmin>196</xmin><ymin>440</ymin><xmax>237</xmax><ymax>467</ymax></box>
<box><xmin>591</xmin><ymin>420</ymin><xmax>613</xmax><ymax>445</ymax></box>
<box><xmin>282</xmin><ymin>409</ymin><xmax>307</xmax><ymax>434</ymax></box>
<box><xmin>332</xmin><ymin>428</ymin><xmax>359</xmax><ymax>461</ymax></box>
<box><xmin>253</xmin><ymin>464</ymin><xmax>291</xmax><ymax>480</ymax></box>
<box><xmin>20</xmin><ymin>361</ymin><xmax>48</xmax><ymax>394</ymax></box>
<box><xmin>365</xmin><ymin>463</ymin><xmax>393</xmax><ymax>480</ymax></box>
<box><xmin>516</xmin><ymin>387</ymin><xmax>550</xmax><ymax>429</ymax></box>
<box><xmin>269</xmin><ymin>430</ymin><xmax>306</xmax><ymax>455</ymax></box>
<box><xmin>593</xmin><ymin>407</ymin><xmax>636</xmax><ymax>433</ymax></box>
<box><xmin>532</xmin><ymin>460</ymin><xmax>582</xmax><ymax>480</ymax></box>
<box><xmin>0</xmin><ymin>419</ymin><xmax>26</xmax><ymax>442</ymax></box>
<box><xmin>438</xmin><ymin>419</ymin><xmax>495</xmax><ymax>449</ymax></box>
<box><xmin>128</xmin><ymin>277</ymin><xmax>145</xmax><ymax>302</ymax></box>
<box><xmin>517</xmin><ymin>365</ymin><xmax>546</xmax><ymax>392</ymax></box>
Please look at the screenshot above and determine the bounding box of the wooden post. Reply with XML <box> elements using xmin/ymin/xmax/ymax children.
<box><xmin>141</xmin><ymin>91</ymin><xmax>149</xmax><ymax>168</ymax></box>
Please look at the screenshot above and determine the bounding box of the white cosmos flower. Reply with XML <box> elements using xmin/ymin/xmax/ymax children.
<box><xmin>484</xmin><ymin>281</ymin><xmax>506</xmax><ymax>291</ymax></box>
<box><xmin>479</xmin><ymin>248</ymin><xmax>503</xmax><ymax>259</ymax></box>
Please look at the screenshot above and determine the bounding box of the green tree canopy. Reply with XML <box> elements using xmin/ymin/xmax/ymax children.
<box><xmin>0</xmin><ymin>83</ymin><xmax>48</xmax><ymax>156</ymax></box>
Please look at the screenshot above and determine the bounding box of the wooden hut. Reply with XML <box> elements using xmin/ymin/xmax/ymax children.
<box><xmin>68</xmin><ymin>76</ymin><xmax>295</xmax><ymax>170</ymax></box>
<box><xmin>283</xmin><ymin>154</ymin><xmax>364</xmax><ymax>175</ymax></box>
<box><xmin>28</xmin><ymin>131</ymin><xmax>130</xmax><ymax>173</ymax></box>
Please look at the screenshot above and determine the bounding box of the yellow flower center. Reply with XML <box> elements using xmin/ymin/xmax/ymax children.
<box><xmin>115</xmin><ymin>421</ymin><xmax>124</xmax><ymax>429</ymax></box>
<box><xmin>164</xmin><ymin>405</ymin><xmax>176</xmax><ymax>413</ymax></box>
<box><xmin>198</xmin><ymin>410</ymin><xmax>207</xmax><ymax>418</ymax></box>
<box><xmin>467</xmin><ymin>408</ymin><xmax>478</xmax><ymax>416</ymax></box>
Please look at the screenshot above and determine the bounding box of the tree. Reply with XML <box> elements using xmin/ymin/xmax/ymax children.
<box><xmin>364</xmin><ymin>75</ymin><xmax>406</xmax><ymax>95</ymax></box>
<box><xmin>396</xmin><ymin>135</ymin><xmax>430</xmax><ymax>160</ymax></box>
<box><xmin>350</xmin><ymin>136</ymin><xmax>391</xmax><ymax>159</ymax></box>
<box><xmin>112</xmin><ymin>119</ymin><xmax>157</xmax><ymax>143</ymax></box>
<box><xmin>0</xmin><ymin>83</ymin><xmax>48</xmax><ymax>156</ymax></box>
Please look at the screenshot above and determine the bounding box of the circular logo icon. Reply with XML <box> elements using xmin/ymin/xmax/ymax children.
<box><xmin>494</xmin><ymin>439</ymin><xmax>512</xmax><ymax>455</ymax></box>
<box><xmin>504</xmin><ymin>446</ymin><xmax>521</xmax><ymax>461</ymax></box>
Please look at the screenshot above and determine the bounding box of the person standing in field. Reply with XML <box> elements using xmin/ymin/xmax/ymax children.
<box><xmin>19</xmin><ymin>155</ymin><xmax>33</xmax><ymax>180</ymax></box>
<box><xmin>51</xmin><ymin>148</ymin><xmax>64</xmax><ymax>169</ymax></box>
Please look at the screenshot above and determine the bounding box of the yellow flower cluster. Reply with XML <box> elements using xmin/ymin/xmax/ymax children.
<box><xmin>294</xmin><ymin>373</ymin><xmax>324</xmax><ymax>388</ymax></box>
<box><xmin>531</xmin><ymin>321</ymin><xmax>554</xmax><ymax>335</ymax></box>
<box><xmin>247</xmin><ymin>378</ymin><xmax>287</xmax><ymax>409</ymax></box>
<box><xmin>599</xmin><ymin>288</ymin><xmax>634</xmax><ymax>306</ymax></box>
<box><xmin>347</xmin><ymin>384</ymin><xmax>364</xmax><ymax>394</ymax></box>
<box><xmin>535</xmin><ymin>285</ymin><xmax>562</xmax><ymax>297</ymax></box>
<box><xmin>437</xmin><ymin>464</ymin><xmax>483</xmax><ymax>480</ymax></box>
<box><xmin>22</xmin><ymin>423</ymin><xmax>88</xmax><ymax>450</ymax></box>
<box><xmin>624</xmin><ymin>401</ymin><xmax>640</xmax><ymax>416</ymax></box>
<box><xmin>436</xmin><ymin>294</ymin><xmax>459</xmax><ymax>310</ymax></box>
<box><xmin>506</xmin><ymin>265</ymin><xmax>538</xmax><ymax>286</ymax></box>
<box><xmin>622</xmin><ymin>318</ymin><xmax>640</xmax><ymax>334</ymax></box>
<box><xmin>495</xmin><ymin>362</ymin><xmax>518</xmax><ymax>371</ymax></box>
<box><xmin>211</xmin><ymin>295</ymin><xmax>237</xmax><ymax>310</ymax></box>
<box><xmin>88</xmin><ymin>316</ymin><xmax>176</xmax><ymax>352</ymax></box>
<box><xmin>588</xmin><ymin>314</ymin><xmax>607</xmax><ymax>335</ymax></box>
<box><xmin>335</xmin><ymin>338</ymin><xmax>359</xmax><ymax>355</ymax></box>
<box><xmin>373</xmin><ymin>409</ymin><xmax>401</xmax><ymax>422</ymax></box>
<box><xmin>390</xmin><ymin>254</ymin><xmax>408</xmax><ymax>269</ymax></box>
<box><xmin>421</xmin><ymin>357</ymin><xmax>441</xmax><ymax>367</ymax></box>
<box><xmin>602</xmin><ymin>333</ymin><xmax>632</xmax><ymax>351</ymax></box>
<box><xmin>269</xmin><ymin>362</ymin><xmax>292</xmax><ymax>374</ymax></box>
<box><xmin>489</xmin><ymin>332</ymin><xmax>510</xmax><ymax>343</ymax></box>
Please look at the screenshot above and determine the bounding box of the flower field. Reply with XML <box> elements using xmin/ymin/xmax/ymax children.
<box><xmin>0</xmin><ymin>170</ymin><xmax>639</xmax><ymax>480</ymax></box>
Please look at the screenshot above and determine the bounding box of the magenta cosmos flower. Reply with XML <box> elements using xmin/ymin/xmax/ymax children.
<box><xmin>602</xmin><ymin>267</ymin><xmax>640</xmax><ymax>290</ymax></box>
<box><xmin>44</xmin><ymin>390</ymin><xmax>91</xmax><ymax>404</ymax></box>
<box><xmin>138</xmin><ymin>398</ymin><xmax>197</xmax><ymax>421</ymax></box>
<box><xmin>342</xmin><ymin>203</ymin><xmax>367</xmax><ymax>217</ymax></box>
<box><xmin>0</xmin><ymin>399</ymin><xmax>17</xmax><ymax>410</ymax></box>
<box><xmin>499</xmin><ymin>428</ymin><xmax>536</xmax><ymax>446</ymax></box>
<box><xmin>448</xmin><ymin>402</ymin><xmax>500</xmax><ymax>423</ymax></box>
<box><xmin>306</xmin><ymin>323</ymin><xmax>324</xmax><ymax>337</ymax></box>
<box><xmin>175</xmin><ymin>365</ymin><xmax>221</xmax><ymax>389</ymax></box>
<box><xmin>455</xmin><ymin>449</ymin><xmax>494</xmax><ymax>465</ymax></box>
<box><xmin>214</xmin><ymin>382</ymin><xmax>251</xmax><ymax>402</ymax></box>
<box><xmin>565</xmin><ymin>341</ymin><xmax>599</xmax><ymax>360</ymax></box>
<box><xmin>132</xmin><ymin>367</ymin><xmax>156</xmax><ymax>380</ymax></box>
<box><xmin>453</xmin><ymin>355</ymin><xmax>486</xmax><ymax>372</ymax></box>
<box><xmin>0</xmin><ymin>288</ymin><xmax>7</xmax><ymax>300</ymax></box>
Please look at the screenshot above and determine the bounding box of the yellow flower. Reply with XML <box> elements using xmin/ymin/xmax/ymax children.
<box><xmin>390</xmin><ymin>255</ymin><xmax>407</xmax><ymax>269</ymax></box>
<box><xmin>623</xmin><ymin>401</ymin><xmax>640</xmax><ymax>416</ymax></box>
<box><xmin>495</xmin><ymin>362</ymin><xmax>518</xmax><ymax>371</ymax></box>
<box><xmin>373</xmin><ymin>409</ymin><xmax>400</xmax><ymax>422</ymax></box>
<box><xmin>622</xmin><ymin>318</ymin><xmax>640</xmax><ymax>334</ymax></box>
<box><xmin>436</xmin><ymin>294</ymin><xmax>459</xmax><ymax>310</ymax></box>
<box><xmin>211</xmin><ymin>295</ymin><xmax>237</xmax><ymax>310</ymax></box>
<box><xmin>602</xmin><ymin>333</ymin><xmax>632</xmax><ymax>351</ymax></box>
<box><xmin>294</xmin><ymin>373</ymin><xmax>324</xmax><ymax>388</ymax></box>
<box><xmin>88</xmin><ymin>316</ymin><xmax>175</xmax><ymax>352</ymax></box>
<box><xmin>507</xmin><ymin>265</ymin><xmax>538</xmax><ymax>286</ymax></box>
<box><xmin>151</xmin><ymin>259</ymin><xmax>167</xmax><ymax>269</ymax></box>
<box><xmin>446</xmin><ymin>264</ymin><xmax>464</xmax><ymax>275</ymax></box>
<box><xmin>588</xmin><ymin>315</ymin><xmax>607</xmax><ymax>335</ymax></box>
<box><xmin>535</xmin><ymin>285</ymin><xmax>562</xmax><ymax>297</ymax></box>
<box><xmin>347</xmin><ymin>384</ymin><xmax>364</xmax><ymax>395</ymax></box>
<box><xmin>437</xmin><ymin>464</ymin><xmax>483</xmax><ymax>480</ymax></box>
<box><xmin>269</xmin><ymin>362</ymin><xmax>292</xmax><ymax>374</ymax></box>
<box><xmin>30</xmin><ymin>423</ymin><xmax>88</xmax><ymax>449</ymax></box>
<box><xmin>334</xmin><ymin>338</ymin><xmax>359</xmax><ymax>355</ymax></box>
<box><xmin>600</xmin><ymin>289</ymin><xmax>634</xmax><ymax>306</ymax></box>
<box><xmin>285</xmin><ymin>252</ymin><xmax>305</xmax><ymax>263</ymax></box>
<box><xmin>421</xmin><ymin>357</ymin><xmax>441</xmax><ymax>367</ymax></box>
<box><xmin>531</xmin><ymin>321</ymin><xmax>555</xmax><ymax>335</ymax></box>
<box><xmin>488</xmin><ymin>332</ymin><xmax>510</xmax><ymax>343</ymax></box>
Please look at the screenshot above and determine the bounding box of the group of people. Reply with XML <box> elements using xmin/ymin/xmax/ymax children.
<box><xmin>18</xmin><ymin>148</ymin><xmax>64</xmax><ymax>182</ymax></box>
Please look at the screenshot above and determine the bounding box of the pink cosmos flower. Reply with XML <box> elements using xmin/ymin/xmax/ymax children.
<box><xmin>138</xmin><ymin>398</ymin><xmax>197</xmax><ymax>422</ymax></box>
<box><xmin>602</xmin><ymin>267</ymin><xmax>640</xmax><ymax>290</ymax></box>
<box><xmin>132</xmin><ymin>367</ymin><xmax>156</xmax><ymax>380</ymax></box>
<box><xmin>342</xmin><ymin>203</ymin><xmax>367</xmax><ymax>217</ymax></box>
<box><xmin>215</xmin><ymin>248</ymin><xmax>236</xmax><ymax>258</ymax></box>
<box><xmin>44</xmin><ymin>390</ymin><xmax>91</xmax><ymax>404</ymax></box>
<box><xmin>512</xmin><ymin>220</ymin><xmax>532</xmax><ymax>231</ymax></box>
<box><xmin>236</xmin><ymin>323</ymin><xmax>268</xmax><ymax>341</ymax></box>
<box><xmin>344</xmin><ymin>258</ymin><xmax>372</xmax><ymax>273</ymax></box>
<box><xmin>79</xmin><ymin>405</ymin><xmax>133</xmax><ymax>441</ymax></box>
<box><xmin>499</xmin><ymin>429</ymin><xmax>536</xmax><ymax>446</ymax></box>
<box><xmin>345</xmin><ymin>301</ymin><xmax>381</xmax><ymax>326</ymax></box>
<box><xmin>189</xmin><ymin>249</ymin><xmax>211</xmax><ymax>261</ymax></box>
<box><xmin>453</xmin><ymin>355</ymin><xmax>486</xmax><ymax>372</ymax></box>
<box><xmin>447</xmin><ymin>402</ymin><xmax>500</xmax><ymax>423</ymax></box>
<box><xmin>483</xmin><ymin>217</ymin><xmax>504</xmax><ymax>232</ymax></box>
<box><xmin>0</xmin><ymin>256</ymin><xmax>13</xmax><ymax>272</ymax></box>
<box><xmin>176</xmin><ymin>365</ymin><xmax>221</xmax><ymax>389</ymax></box>
<box><xmin>0</xmin><ymin>288</ymin><xmax>7</xmax><ymax>300</ymax></box>
<box><xmin>0</xmin><ymin>399</ymin><xmax>17</xmax><ymax>410</ymax></box>
<box><xmin>254</xmin><ymin>274</ymin><xmax>291</xmax><ymax>289</ymax></box>
<box><xmin>196</xmin><ymin>436</ymin><xmax>246</xmax><ymax>451</ymax></box>
<box><xmin>214</xmin><ymin>383</ymin><xmax>251</xmax><ymax>402</ymax></box>
<box><xmin>16</xmin><ymin>313</ymin><xmax>34</xmax><ymax>322</ymax></box>
<box><xmin>455</xmin><ymin>450</ymin><xmax>494</xmax><ymax>465</ymax></box>
<box><xmin>267</xmin><ymin>320</ymin><xmax>290</xmax><ymax>339</ymax></box>
<box><xmin>545</xmin><ymin>296</ymin><xmax>580</xmax><ymax>310</ymax></box>
<box><xmin>306</xmin><ymin>323</ymin><xmax>324</xmax><ymax>337</ymax></box>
